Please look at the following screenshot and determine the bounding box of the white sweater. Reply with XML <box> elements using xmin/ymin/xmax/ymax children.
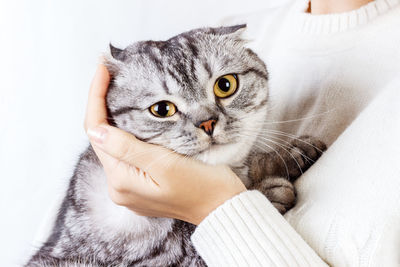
<box><xmin>191</xmin><ymin>1</ymin><xmax>400</xmax><ymax>266</ymax></box>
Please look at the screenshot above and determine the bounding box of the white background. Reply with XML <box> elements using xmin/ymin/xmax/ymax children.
<box><xmin>0</xmin><ymin>0</ymin><xmax>288</xmax><ymax>266</ymax></box>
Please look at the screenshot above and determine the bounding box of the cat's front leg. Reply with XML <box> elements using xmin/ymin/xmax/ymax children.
<box><xmin>248</xmin><ymin>135</ymin><xmax>327</xmax><ymax>214</ymax></box>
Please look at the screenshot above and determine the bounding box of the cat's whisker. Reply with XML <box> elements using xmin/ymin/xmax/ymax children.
<box><xmin>234</xmin><ymin>128</ymin><xmax>319</xmax><ymax>165</ymax></box>
<box><xmin>231</xmin><ymin>132</ymin><xmax>291</xmax><ymax>179</ymax></box>
<box><xmin>144</xmin><ymin>150</ymin><xmax>182</xmax><ymax>173</ymax></box>
<box><xmin>236</xmin><ymin>131</ymin><xmax>304</xmax><ymax>177</ymax></box>
<box><xmin>143</xmin><ymin>140</ymin><xmax>193</xmax><ymax>172</ymax></box>
<box><xmin>250</xmin><ymin>140</ymin><xmax>291</xmax><ymax>179</ymax></box>
<box><xmin>118</xmin><ymin>146</ymin><xmax>170</xmax><ymax>163</ymax></box>
<box><xmin>153</xmin><ymin>145</ymin><xmax>189</xmax><ymax>172</ymax></box>
<box><xmin>230</xmin><ymin>126</ymin><xmax>325</xmax><ymax>154</ymax></box>
<box><xmin>163</xmin><ymin>148</ymin><xmax>197</xmax><ymax>174</ymax></box>
<box><xmin>258</xmin><ymin>133</ymin><xmax>316</xmax><ymax>163</ymax></box>
<box><xmin>162</xmin><ymin>151</ymin><xmax>191</xmax><ymax>174</ymax></box>
<box><xmin>234</xmin><ymin>108</ymin><xmax>334</xmax><ymax>126</ymax></box>
<box><xmin>254</xmin><ymin>136</ymin><xmax>305</xmax><ymax>176</ymax></box>
<box><xmin>263</xmin><ymin>129</ymin><xmax>325</xmax><ymax>154</ymax></box>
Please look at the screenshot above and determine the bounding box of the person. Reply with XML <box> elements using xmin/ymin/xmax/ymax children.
<box><xmin>85</xmin><ymin>0</ymin><xmax>400</xmax><ymax>266</ymax></box>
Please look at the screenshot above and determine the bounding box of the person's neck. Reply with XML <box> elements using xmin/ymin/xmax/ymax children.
<box><xmin>307</xmin><ymin>0</ymin><xmax>374</xmax><ymax>14</ymax></box>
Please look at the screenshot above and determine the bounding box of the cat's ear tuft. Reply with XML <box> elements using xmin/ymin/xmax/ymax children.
<box><xmin>109</xmin><ymin>43</ymin><xmax>125</xmax><ymax>61</ymax></box>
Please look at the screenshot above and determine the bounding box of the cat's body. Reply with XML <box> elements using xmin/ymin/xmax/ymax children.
<box><xmin>28</xmin><ymin>146</ymin><xmax>203</xmax><ymax>267</ymax></box>
<box><xmin>27</xmin><ymin>25</ymin><xmax>325</xmax><ymax>267</ymax></box>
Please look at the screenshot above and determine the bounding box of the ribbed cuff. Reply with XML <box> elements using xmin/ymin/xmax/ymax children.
<box><xmin>191</xmin><ymin>190</ymin><xmax>328</xmax><ymax>267</ymax></box>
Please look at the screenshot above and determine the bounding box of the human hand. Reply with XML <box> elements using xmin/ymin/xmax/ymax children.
<box><xmin>84</xmin><ymin>64</ymin><xmax>246</xmax><ymax>225</ymax></box>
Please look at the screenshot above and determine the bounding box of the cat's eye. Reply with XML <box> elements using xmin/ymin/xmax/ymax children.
<box><xmin>214</xmin><ymin>74</ymin><xmax>238</xmax><ymax>98</ymax></box>
<box><xmin>149</xmin><ymin>101</ymin><xmax>177</xmax><ymax>117</ymax></box>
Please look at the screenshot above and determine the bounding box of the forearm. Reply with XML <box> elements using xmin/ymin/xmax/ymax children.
<box><xmin>191</xmin><ymin>190</ymin><xmax>328</xmax><ymax>267</ymax></box>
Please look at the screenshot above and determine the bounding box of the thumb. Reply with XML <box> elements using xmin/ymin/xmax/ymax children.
<box><xmin>87</xmin><ymin>124</ymin><xmax>178</xmax><ymax>176</ymax></box>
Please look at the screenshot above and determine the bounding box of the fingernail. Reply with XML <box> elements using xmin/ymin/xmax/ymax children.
<box><xmin>87</xmin><ymin>126</ymin><xmax>108</xmax><ymax>144</ymax></box>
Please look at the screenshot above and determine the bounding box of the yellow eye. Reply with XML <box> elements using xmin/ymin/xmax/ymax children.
<box><xmin>150</xmin><ymin>101</ymin><xmax>177</xmax><ymax>117</ymax></box>
<box><xmin>214</xmin><ymin>74</ymin><xmax>238</xmax><ymax>98</ymax></box>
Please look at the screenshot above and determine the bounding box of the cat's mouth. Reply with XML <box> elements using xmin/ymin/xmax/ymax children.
<box><xmin>210</xmin><ymin>139</ymin><xmax>219</xmax><ymax>145</ymax></box>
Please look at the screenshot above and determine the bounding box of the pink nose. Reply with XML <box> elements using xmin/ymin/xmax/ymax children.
<box><xmin>199</xmin><ymin>119</ymin><xmax>217</xmax><ymax>136</ymax></box>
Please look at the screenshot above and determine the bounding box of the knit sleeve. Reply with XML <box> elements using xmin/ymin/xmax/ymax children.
<box><xmin>191</xmin><ymin>190</ymin><xmax>328</xmax><ymax>267</ymax></box>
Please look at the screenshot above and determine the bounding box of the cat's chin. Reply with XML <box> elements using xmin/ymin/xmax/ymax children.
<box><xmin>193</xmin><ymin>142</ymin><xmax>250</xmax><ymax>166</ymax></box>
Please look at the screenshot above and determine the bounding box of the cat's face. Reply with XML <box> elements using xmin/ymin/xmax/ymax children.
<box><xmin>105</xmin><ymin>25</ymin><xmax>269</xmax><ymax>165</ymax></box>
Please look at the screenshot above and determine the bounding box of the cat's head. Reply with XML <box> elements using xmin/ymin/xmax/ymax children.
<box><xmin>105</xmin><ymin>25</ymin><xmax>269</xmax><ymax>165</ymax></box>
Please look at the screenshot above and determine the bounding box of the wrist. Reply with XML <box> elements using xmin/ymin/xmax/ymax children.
<box><xmin>189</xmin><ymin>187</ymin><xmax>247</xmax><ymax>225</ymax></box>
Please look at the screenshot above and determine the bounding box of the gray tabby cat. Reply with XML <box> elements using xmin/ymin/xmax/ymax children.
<box><xmin>27</xmin><ymin>25</ymin><xmax>325</xmax><ymax>267</ymax></box>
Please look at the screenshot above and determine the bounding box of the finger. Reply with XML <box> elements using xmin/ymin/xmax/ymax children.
<box><xmin>87</xmin><ymin>124</ymin><xmax>179</xmax><ymax>177</ymax></box>
<box><xmin>91</xmin><ymin>142</ymin><xmax>156</xmax><ymax>195</ymax></box>
<box><xmin>84</xmin><ymin>64</ymin><xmax>110</xmax><ymax>132</ymax></box>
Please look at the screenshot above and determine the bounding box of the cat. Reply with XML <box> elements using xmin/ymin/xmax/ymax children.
<box><xmin>26</xmin><ymin>24</ymin><xmax>326</xmax><ymax>267</ymax></box>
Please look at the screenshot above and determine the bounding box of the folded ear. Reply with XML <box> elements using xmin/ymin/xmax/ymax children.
<box><xmin>109</xmin><ymin>43</ymin><xmax>126</xmax><ymax>61</ymax></box>
<box><xmin>213</xmin><ymin>24</ymin><xmax>247</xmax><ymax>35</ymax></box>
<box><xmin>103</xmin><ymin>44</ymin><xmax>125</xmax><ymax>77</ymax></box>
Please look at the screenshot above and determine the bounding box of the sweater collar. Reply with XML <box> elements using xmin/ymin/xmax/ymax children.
<box><xmin>288</xmin><ymin>0</ymin><xmax>400</xmax><ymax>34</ymax></box>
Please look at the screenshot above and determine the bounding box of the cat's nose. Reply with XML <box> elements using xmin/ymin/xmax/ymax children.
<box><xmin>197</xmin><ymin>118</ymin><xmax>218</xmax><ymax>136</ymax></box>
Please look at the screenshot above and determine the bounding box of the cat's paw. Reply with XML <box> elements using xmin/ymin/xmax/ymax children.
<box><xmin>247</xmin><ymin>135</ymin><xmax>326</xmax><ymax>185</ymax></box>
<box><xmin>254</xmin><ymin>177</ymin><xmax>296</xmax><ymax>214</ymax></box>
<box><xmin>283</xmin><ymin>135</ymin><xmax>327</xmax><ymax>181</ymax></box>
